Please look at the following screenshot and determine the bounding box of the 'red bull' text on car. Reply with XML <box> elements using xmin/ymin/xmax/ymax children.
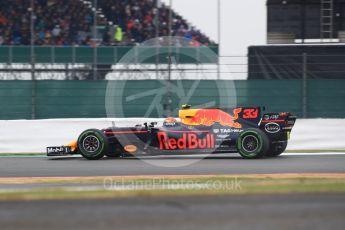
<box><xmin>47</xmin><ymin>105</ymin><xmax>296</xmax><ymax>160</ymax></box>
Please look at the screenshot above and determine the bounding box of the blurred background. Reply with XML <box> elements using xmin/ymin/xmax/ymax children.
<box><xmin>0</xmin><ymin>0</ymin><xmax>344</xmax><ymax>120</ymax></box>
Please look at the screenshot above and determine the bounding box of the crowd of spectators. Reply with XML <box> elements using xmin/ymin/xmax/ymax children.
<box><xmin>0</xmin><ymin>0</ymin><xmax>31</xmax><ymax>45</ymax></box>
<box><xmin>0</xmin><ymin>0</ymin><xmax>107</xmax><ymax>46</ymax></box>
<box><xmin>0</xmin><ymin>0</ymin><xmax>214</xmax><ymax>46</ymax></box>
<box><xmin>100</xmin><ymin>0</ymin><xmax>213</xmax><ymax>46</ymax></box>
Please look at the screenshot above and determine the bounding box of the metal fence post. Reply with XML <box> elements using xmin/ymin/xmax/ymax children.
<box><xmin>155</xmin><ymin>0</ymin><xmax>160</xmax><ymax>80</ymax></box>
<box><xmin>113</xmin><ymin>46</ymin><xmax>118</xmax><ymax>71</ymax></box>
<box><xmin>9</xmin><ymin>46</ymin><xmax>13</xmax><ymax>64</ymax></box>
<box><xmin>31</xmin><ymin>71</ymin><xmax>37</xmax><ymax>120</ymax></box>
<box><xmin>93</xmin><ymin>46</ymin><xmax>98</xmax><ymax>80</ymax></box>
<box><xmin>93</xmin><ymin>0</ymin><xmax>98</xmax><ymax>80</ymax></box>
<box><xmin>30</xmin><ymin>0</ymin><xmax>36</xmax><ymax>119</ymax></box>
<box><xmin>302</xmin><ymin>52</ymin><xmax>308</xmax><ymax>118</ymax></box>
<box><xmin>51</xmin><ymin>46</ymin><xmax>55</xmax><ymax>63</ymax></box>
<box><xmin>217</xmin><ymin>0</ymin><xmax>221</xmax><ymax>80</ymax></box>
<box><xmin>72</xmin><ymin>46</ymin><xmax>76</xmax><ymax>79</ymax></box>
<box><xmin>197</xmin><ymin>46</ymin><xmax>200</xmax><ymax>79</ymax></box>
<box><xmin>9</xmin><ymin>46</ymin><xmax>13</xmax><ymax>76</ymax></box>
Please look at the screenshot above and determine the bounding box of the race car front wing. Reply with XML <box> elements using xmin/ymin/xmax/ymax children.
<box><xmin>47</xmin><ymin>146</ymin><xmax>72</xmax><ymax>156</ymax></box>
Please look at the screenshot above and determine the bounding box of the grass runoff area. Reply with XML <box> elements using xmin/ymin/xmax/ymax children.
<box><xmin>0</xmin><ymin>174</ymin><xmax>344</xmax><ymax>201</ymax></box>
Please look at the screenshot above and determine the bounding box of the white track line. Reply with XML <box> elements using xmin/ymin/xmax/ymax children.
<box><xmin>1</xmin><ymin>152</ymin><xmax>345</xmax><ymax>158</ymax></box>
<box><xmin>283</xmin><ymin>152</ymin><xmax>345</xmax><ymax>156</ymax></box>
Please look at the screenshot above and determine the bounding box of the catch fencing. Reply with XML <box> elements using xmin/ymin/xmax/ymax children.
<box><xmin>0</xmin><ymin>80</ymin><xmax>344</xmax><ymax>119</ymax></box>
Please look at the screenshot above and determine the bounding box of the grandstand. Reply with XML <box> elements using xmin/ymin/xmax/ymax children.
<box><xmin>0</xmin><ymin>0</ymin><xmax>214</xmax><ymax>46</ymax></box>
<box><xmin>267</xmin><ymin>0</ymin><xmax>345</xmax><ymax>43</ymax></box>
<box><xmin>0</xmin><ymin>0</ymin><xmax>218</xmax><ymax>81</ymax></box>
<box><xmin>249</xmin><ymin>0</ymin><xmax>345</xmax><ymax>80</ymax></box>
<box><xmin>0</xmin><ymin>0</ymin><xmax>344</xmax><ymax>119</ymax></box>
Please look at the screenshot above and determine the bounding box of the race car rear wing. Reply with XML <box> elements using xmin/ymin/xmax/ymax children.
<box><xmin>259</xmin><ymin>112</ymin><xmax>297</xmax><ymax>132</ymax></box>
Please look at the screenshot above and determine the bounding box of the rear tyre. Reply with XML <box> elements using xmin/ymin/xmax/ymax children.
<box><xmin>78</xmin><ymin>129</ymin><xmax>108</xmax><ymax>160</ymax></box>
<box><xmin>236</xmin><ymin>128</ymin><xmax>270</xmax><ymax>159</ymax></box>
<box><xmin>266</xmin><ymin>141</ymin><xmax>288</xmax><ymax>157</ymax></box>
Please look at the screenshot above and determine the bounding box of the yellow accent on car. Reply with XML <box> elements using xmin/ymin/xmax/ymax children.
<box><xmin>178</xmin><ymin>109</ymin><xmax>199</xmax><ymax>124</ymax></box>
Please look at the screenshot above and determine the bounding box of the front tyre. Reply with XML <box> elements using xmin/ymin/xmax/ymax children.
<box><xmin>236</xmin><ymin>128</ymin><xmax>270</xmax><ymax>159</ymax></box>
<box><xmin>78</xmin><ymin>129</ymin><xmax>108</xmax><ymax>160</ymax></box>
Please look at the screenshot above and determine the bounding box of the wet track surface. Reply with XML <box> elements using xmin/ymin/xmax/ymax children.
<box><xmin>0</xmin><ymin>154</ymin><xmax>344</xmax><ymax>230</ymax></box>
<box><xmin>1</xmin><ymin>194</ymin><xmax>344</xmax><ymax>230</ymax></box>
<box><xmin>0</xmin><ymin>154</ymin><xmax>345</xmax><ymax>177</ymax></box>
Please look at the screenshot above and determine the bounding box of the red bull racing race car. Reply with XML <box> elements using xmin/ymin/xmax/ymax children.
<box><xmin>47</xmin><ymin>105</ymin><xmax>296</xmax><ymax>160</ymax></box>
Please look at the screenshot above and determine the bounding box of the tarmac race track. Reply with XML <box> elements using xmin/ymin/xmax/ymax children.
<box><xmin>0</xmin><ymin>153</ymin><xmax>344</xmax><ymax>177</ymax></box>
<box><xmin>1</xmin><ymin>194</ymin><xmax>345</xmax><ymax>230</ymax></box>
<box><xmin>0</xmin><ymin>153</ymin><xmax>345</xmax><ymax>230</ymax></box>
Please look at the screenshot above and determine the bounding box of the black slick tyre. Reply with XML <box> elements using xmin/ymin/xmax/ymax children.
<box><xmin>236</xmin><ymin>128</ymin><xmax>270</xmax><ymax>159</ymax></box>
<box><xmin>266</xmin><ymin>141</ymin><xmax>288</xmax><ymax>157</ymax></box>
<box><xmin>77</xmin><ymin>129</ymin><xmax>108</xmax><ymax>160</ymax></box>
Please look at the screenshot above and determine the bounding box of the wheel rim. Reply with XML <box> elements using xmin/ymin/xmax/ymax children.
<box><xmin>82</xmin><ymin>135</ymin><xmax>100</xmax><ymax>153</ymax></box>
<box><xmin>242</xmin><ymin>135</ymin><xmax>259</xmax><ymax>153</ymax></box>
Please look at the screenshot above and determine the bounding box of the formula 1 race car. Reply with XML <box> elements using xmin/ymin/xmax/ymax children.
<box><xmin>47</xmin><ymin>105</ymin><xmax>296</xmax><ymax>160</ymax></box>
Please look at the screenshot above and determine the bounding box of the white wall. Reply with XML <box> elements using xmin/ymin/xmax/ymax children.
<box><xmin>0</xmin><ymin>118</ymin><xmax>344</xmax><ymax>153</ymax></box>
<box><xmin>0</xmin><ymin>118</ymin><xmax>163</xmax><ymax>153</ymax></box>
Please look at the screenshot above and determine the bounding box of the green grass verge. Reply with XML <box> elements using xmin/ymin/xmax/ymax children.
<box><xmin>0</xmin><ymin>176</ymin><xmax>344</xmax><ymax>201</ymax></box>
